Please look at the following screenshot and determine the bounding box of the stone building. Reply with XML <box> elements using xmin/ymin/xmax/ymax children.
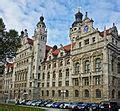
<box><xmin>0</xmin><ymin>72</ymin><xmax>4</xmax><ymax>101</ymax></box>
<box><xmin>39</xmin><ymin>11</ymin><xmax>120</xmax><ymax>103</ymax></box>
<box><xmin>4</xmin><ymin>63</ymin><xmax>14</xmax><ymax>101</ymax></box>
<box><xmin>4</xmin><ymin>10</ymin><xmax>120</xmax><ymax>103</ymax></box>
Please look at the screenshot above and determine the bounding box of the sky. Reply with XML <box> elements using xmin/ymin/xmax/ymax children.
<box><xmin>0</xmin><ymin>0</ymin><xmax>120</xmax><ymax>46</ymax></box>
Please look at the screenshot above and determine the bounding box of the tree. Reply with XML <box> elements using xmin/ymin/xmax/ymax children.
<box><xmin>0</xmin><ymin>18</ymin><xmax>21</xmax><ymax>74</ymax></box>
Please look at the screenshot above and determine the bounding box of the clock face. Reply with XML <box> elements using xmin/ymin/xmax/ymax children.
<box><xmin>84</xmin><ymin>25</ymin><xmax>88</xmax><ymax>32</ymax></box>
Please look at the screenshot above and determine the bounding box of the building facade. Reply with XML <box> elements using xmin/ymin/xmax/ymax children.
<box><xmin>4</xmin><ymin>10</ymin><xmax>120</xmax><ymax>103</ymax></box>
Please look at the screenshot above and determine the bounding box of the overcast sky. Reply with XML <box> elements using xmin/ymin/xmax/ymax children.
<box><xmin>0</xmin><ymin>0</ymin><xmax>120</xmax><ymax>46</ymax></box>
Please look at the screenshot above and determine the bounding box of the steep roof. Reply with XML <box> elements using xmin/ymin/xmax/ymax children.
<box><xmin>27</xmin><ymin>38</ymin><xmax>33</xmax><ymax>45</ymax></box>
<box><xmin>5</xmin><ymin>62</ymin><xmax>14</xmax><ymax>68</ymax></box>
<box><xmin>99</xmin><ymin>28</ymin><xmax>111</xmax><ymax>37</ymax></box>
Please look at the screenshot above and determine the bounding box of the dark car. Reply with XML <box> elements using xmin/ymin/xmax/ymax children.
<box><xmin>90</xmin><ymin>103</ymin><xmax>100</xmax><ymax>111</ymax></box>
<box><xmin>51</xmin><ymin>102</ymin><xmax>64</xmax><ymax>108</ymax></box>
<box><xmin>99</xmin><ymin>101</ymin><xmax>118</xmax><ymax>111</ymax></box>
<box><xmin>76</xmin><ymin>103</ymin><xmax>89</xmax><ymax>111</ymax></box>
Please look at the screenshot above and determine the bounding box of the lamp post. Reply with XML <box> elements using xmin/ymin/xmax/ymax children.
<box><xmin>61</xmin><ymin>90</ymin><xmax>66</xmax><ymax>101</ymax></box>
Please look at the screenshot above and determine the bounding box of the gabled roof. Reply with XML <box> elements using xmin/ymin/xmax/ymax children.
<box><xmin>50</xmin><ymin>43</ymin><xmax>75</xmax><ymax>56</ymax></box>
<box><xmin>99</xmin><ymin>28</ymin><xmax>111</xmax><ymax>37</ymax></box>
<box><xmin>46</xmin><ymin>45</ymin><xmax>52</xmax><ymax>51</ymax></box>
<box><xmin>27</xmin><ymin>38</ymin><xmax>33</xmax><ymax>45</ymax></box>
<box><xmin>5</xmin><ymin>62</ymin><xmax>14</xmax><ymax>68</ymax></box>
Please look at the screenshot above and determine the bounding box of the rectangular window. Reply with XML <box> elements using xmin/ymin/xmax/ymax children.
<box><xmin>84</xmin><ymin>39</ymin><xmax>89</xmax><ymax>45</ymax></box>
<box><xmin>65</xmin><ymin>81</ymin><xmax>69</xmax><ymax>86</ymax></box>
<box><xmin>84</xmin><ymin>77</ymin><xmax>89</xmax><ymax>85</ymax></box>
<box><xmin>66</xmin><ymin>69</ymin><xmax>69</xmax><ymax>77</ymax></box>
<box><xmin>92</xmin><ymin>37</ymin><xmax>95</xmax><ymax>43</ymax></box>
<box><xmin>42</xmin><ymin>90</ymin><xmax>44</xmax><ymax>96</ymax></box>
<box><xmin>38</xmin><ymin>73</ymin><xmax>40</xmax><ymax>79</ymax></box>
<box><xmin>38</xmin><ymin>82</ymin><xmax>40</xmax><ymax>87</ymax></box>
<box><xmin>30</xmin><ymin>82</ymin><xmax>32</xmax><ymax>87</ymax></box>
<box><xmin>58</xmin><ymin>81</ymin><xmax>62</xmax><ymax>86</ymax></box>
<box><xmin>59</xmin><ymin>60</ymin><xmax>63</xmax><ymax>66</ymax></box>
<box><xmin>52</xmin><ymin>82</ymin><xmax>55</xmax><ymax>87</ymax></box>
<box><xmin>42</xmin><ymin>83</ymin><xmax>44</xmax><ymax>87</ymax></box>
<box><xmin>38</xmin><ymin>66</ymin><xmax>41</xmax><ymax>70</ymax></box>
<box><xmin>118</xmin><ymin>62</ymin><xmax>120</xmax><ymax>73</ymax></box>
<box><xmin>94</xmin><ymin>76</ymin><xmax>100</xmax><ymax>85</ymax></box>
<box><xmin>79</xmin><ymin>42</ymin><xmax>81</xmax><ymax>48</ymax></box>
<box><xmin>58</xmin><ymin>90</ymin><xmax>61</xmax><ymax>97</ymax></box>
<box><xmin>47</xmin><ymin>82</ymin><xmax>49</xmax><ymax>87</ymax></box>
<box><xmin>59</xmin><ymin>70</ymin><xmax>62</xmax><ymax>78</ymax></box>
<box><xmin>53</xmin><ymin>62</ymin><xmax>56</xmax><ymax>68</ymax></box>
<box><xmin>73</xmin><ymin>78</ymin><xmax>79</xmax><ymax>86</ymax></box>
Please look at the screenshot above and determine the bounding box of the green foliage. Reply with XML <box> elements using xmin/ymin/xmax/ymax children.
<box><xmin>0</xmin><ymin>18</ymin><xmax>5</xmax><ymax>32</ymax></box>
<box><xmin>0</xmin><ymin>104</ymin><xmax>46</xmax><ymax>111</ymax></box>
<box><xmin>0</xmin><ymin>18</ymin><xmax>21</xmax><ymax>58</ymax></box>
<box><xmin>6</xmin><ymin>29</ymin><xmax>21</xmax><ymax>52</ymax></box>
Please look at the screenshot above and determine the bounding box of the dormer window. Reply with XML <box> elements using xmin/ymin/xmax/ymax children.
<box><xmin>60</xmin><ymin>52</ymin><xmax>63</xmax><ymax>56</ymax></box>
<box><xmin>53</xmin><ymin>62</ymin><xmax>56</xmax><ymax>68</ymax></box>
<box><xmin>49</xmin><ymin>56</ymin><xmax>51</xmax><ymax>60</ymax></box>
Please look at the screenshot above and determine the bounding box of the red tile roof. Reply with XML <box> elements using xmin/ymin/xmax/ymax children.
<box><xmin>46</xmin><ymin>45</ymin><xmax>52</xmax><ymax>51</ymax></box>
<box><xmin>99</xmin><ymin>28</ymin><xmax>111</xmax><ymax>37</ymax></box>
<box><xmin>27</xmin><ymin>38</ymin><xmax>33</xmax><ymax>45</ymax></box>
<box><xmin>6</xmin><ymin>63</ymin><xmax>14</xmax><ymax>68</ymax></box>
<box><xmin>52</xmin><ymin>49</ymin><xmax>60</xmax><ymax>56</ymax></box>
<box><xmin>51</xmin><ymin>43</ymin><xmax>75</xmax><ymax>56</ymax></box>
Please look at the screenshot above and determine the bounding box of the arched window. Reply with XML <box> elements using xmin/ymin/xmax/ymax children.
<box><xmin>65</xmin><ymin>90</ymin><xmax>69</xmax><ymax>97</ymax></box>
<box><xmin>74</xmin><ymin>62</ymin><xmax>80</xmax><ymax>74</ymax></box>
<box><xmin>46</xmin><ymin>90</ymin><xmax>49</xmax><ymax>96</ymax></box>
<box><xmin>118</xmin><ymin>91</ymin><xmax>120</xmax><ymax>99</ymax></box>
<box><xmin>96</xmin><ymin>89</ymin><xmax>101</xmax><ymax>98</ymax></box>
<box><xmin>84</xmin><ymin>60</ymin><xmax>90</xmax><ymax>73</ymax></box>
<box><xmin>95</xmin><ymin>58</ymin><xmax>101</xmax><ymax>72</ymax></box>
<box><xmin>84</xmin><ymin>89</ymin><xmax>89</xmax><ymax>98</ymax></box>
<box><xmin>42</xmin><ymin>90</ymin><xmax>44</xmax><ymax>96</ymax></box>
<box><xmin>75</xmin><ymin>90</ymin><xmax>79</xmax><ymax>97</ymax></box>
<box><xmin>59</xmin><ymin>70</ymin><xmax>62</xmax><ymax>78</ymax></box>
<box><xmin>58</xmin><ymin>90</ymin><xmax>61</xmax><ymax>97</ymax></box>
<box><xmin>42</xmin><ymin>73</ymin><xmax>45</xmax><ymax>80</ymax></box>
<box><xmin>112</xmin><ymin>89</ymin><xmax>115</xmax><ymax>98</ymax></box>
<box><xmin>52</xmin><ymin>90</ymin><xmax>55</xmax><ymax>97</ymax></box>
<box><xmin>47</xmin><ymin>72</ymin><xmax>50</xmax><ymax>80</ymax></box>
<box><xmin>53</xmin><ymin>71</ymin><xmax>56</xmax><ymax>79</ymax></box>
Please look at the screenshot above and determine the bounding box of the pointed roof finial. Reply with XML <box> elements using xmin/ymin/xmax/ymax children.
<box><xmin>113</xmin><ymin>23</ymin><xmax>115</xmax><ymax>27</ymax></box>
<box><xmin>104</xmin><ymin>25</ymin><xmax>107</xmax><ymax>37</ymax></box>
<box><xmin>78</xmin><ymin>6</ymin><xmax>82</xmax><ymax>12</ymax></box>
<box><xmin>85</xmin><ymin>12</ymin><xmax>88</xmax><ymax>18</ymax></box>
<box><xmin>78</xmin><ymin>7</ymin><xmax>80</xmax><ymax>12</ymax></box>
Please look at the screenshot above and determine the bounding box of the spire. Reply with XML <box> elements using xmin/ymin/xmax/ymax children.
<box><xmin>75</xmin><ymin>8</ymin><xmax>83</xmax><ymax>22</ymax></box>
<box><xmin>104</xmin><ymin>26</ymin><xmax>106</xmax><ymax>37</ymax></box>
<box><xmin>85</xmin><ymin>12</ymin><xmax>88</xmax><ymax>18</ymax></box>
<box><xmin>72</xmin><ymin>8</ymin><xmax>83</xmax><ymax>27</ymax></box>
<box><xmin>37</xmin><ymin>15</ymin><xmax>46</xmax><ymax>28</ymax></box>
<box><xmin>40</xmin><ymin>16</ymin><xmax>44</xmax><ymax>22</ymax></box>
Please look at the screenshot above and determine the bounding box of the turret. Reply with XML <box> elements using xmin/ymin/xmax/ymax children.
<box><xmin>72</xmin><ymin>9</ymin><xmax>83</xmax><ymax>27</ymax></box>
<box><xmin>34</xmin><ymin>16</ymin><xmax>47</xmax><ymax>43</ymax></box>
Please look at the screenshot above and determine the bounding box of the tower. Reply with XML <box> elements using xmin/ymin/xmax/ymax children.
<box><xmin>69</xmin><ymin>9</ymin><xmax>83</xmax><ymax>42</ymax></box>
<box><xmin>31</xmin><ymin>16</ymin><xmax>47</xmax><ymax>99</ymax></box>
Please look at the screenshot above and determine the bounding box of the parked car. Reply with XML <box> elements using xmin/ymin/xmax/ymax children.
<box><xmin>90</xmin><ymin>103</ymin><xmax>100</xmax><ymax>111</ymax></box>
<box><xmin>76</xmin><ymin>103</ymin><xmax>90</xmax><ymax>111</ymax></box>
<box><xmin>99</xmin><ymin>101</ymin><xmax>118</xmax><ymax>111</ymax></box>
<box><xmin>60</xmin><ymin>102</ymin><xmax>74</xmax><ymax>109</ymax></box>
<box><xmin>51</xmin><ymin>102</ymin><xmax>64</xmax><ymax>108</ymax></box>
<box><xmin>19</xmin><ymin>100</ymin><xmax>29</xmax><ymax>105</ymax></box>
